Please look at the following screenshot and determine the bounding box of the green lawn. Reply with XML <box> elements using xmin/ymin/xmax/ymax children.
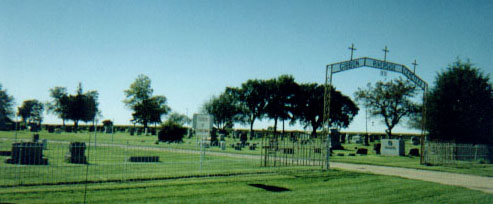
<box><xmin>1</xmin><ymin>130</ymin><xmax>492</xmax><ymax>177</ymax></box>
<box><xmin>0</xmin><ymin>169</ymin><xmax>491</xmax><ymax>203</ymax></box>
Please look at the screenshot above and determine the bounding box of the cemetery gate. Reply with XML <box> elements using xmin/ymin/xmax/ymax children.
<box><xmin>324</xmin><ymin>48</ymin><xmax>428</xmax><ymax>164</ymax></box>
<box><xmin>261</xmin><ymin>132</ymin><xmax>328</xmax><ymax>168</ymax></box>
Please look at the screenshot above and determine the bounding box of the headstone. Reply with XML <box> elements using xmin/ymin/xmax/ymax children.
<box><xmin>411</xmin><ymin>136</ymin><xmax>420</xmax><ymax>145</ymax></box>
<box><xmin>220</xmin><ymin>141</ymin><xmax>226</xmax><ymax>150</ymax></box>
<box><xmin>330</xmin><ymin>129</ymin><xmax>344</xmax><ymax>150</ymax></box>
<box><xmin>7</xmin><ymin>142</ymin><xmax>48</xmax><ymax>165</ymax></box>
<box><xmin>356</xmin><ymin>148</ymin><xmax>368</xmax><ymax>155</ymax></box>
<box><xmin>66</xmin><ymin>142</ymin><xmax>87</xmax><ymax>164</ymax></box>
<box><xmin>32</xmin><ymin>134</ymin><xmax>39</xmax><ymax>142</ymax></box>
<box><xmin>409</xmin><ymin>148</ymin><xmax>420</xmax><ymax>156</ymax></box>
<box><xmin>42</xmin><ymin>139</ymin><xmax>48</xmax><ymax>150</ymax></box>
<box><xmin>374</xmin><ymin>143</ymin><xmax>381</xmax><ymax>154</ymax></box>
<box><xmin>381</xmin><ymin>139</ymin><xmax>405</xmax><ymax>156</ymax></box>
<box><xmin>351</xmin><ymin>135</ymin><xmax>363</xmax><ymax>144</ymax></box>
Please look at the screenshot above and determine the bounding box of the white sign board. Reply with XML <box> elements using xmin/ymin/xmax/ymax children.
<box><xmin>381</xmin><ymin>139</ymin><xmax>405</xmax><ymax>156</ymax></box>
<box><xmin>193</xmin><ymin>114</ymin><xmax>213</xmax><ymax>144</ymax></box>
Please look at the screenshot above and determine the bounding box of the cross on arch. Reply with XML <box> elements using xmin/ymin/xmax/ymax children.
<box><xmin>382</xmin><ymin>46</ymin><xmax>389</xmax><ymax>61</ymax></box>
<box><xmin>412</xmin><ymin>59</ymin><xmax>418</xmax><ymax>73</ymax></box>
<box><xmin>348</xmin><ymin>43</ymin><xmax>357</xmax><ymax>60</ymax></box>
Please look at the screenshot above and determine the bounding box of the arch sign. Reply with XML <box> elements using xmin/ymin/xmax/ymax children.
<box><xmin>323</xmin><ymin>57</ymin><xmax>428</xmax><ymax>169</ymax></box>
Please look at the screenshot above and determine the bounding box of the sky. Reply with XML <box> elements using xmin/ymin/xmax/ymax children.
<box><xmin>1</xmin><ymin>0</ymin><xmax>492</xmax><ymax>133</ymax></box>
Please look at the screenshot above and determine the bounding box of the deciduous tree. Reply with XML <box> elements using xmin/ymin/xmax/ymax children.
<box><xmin>124</xmin><ymin>74</ymin><xmax>170</xmax><ymax>133</ymax></box>
<box><xmin>355</xmin><ymin>78</ymin><xmax>419</xmax><ymax>138</ymax></box>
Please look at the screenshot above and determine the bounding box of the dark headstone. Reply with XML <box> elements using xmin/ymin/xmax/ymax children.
<box><xmin>409</xmin><ymin>148</ymin><xmax>420</xmax><ymax>156</ymax></box>
<box><xmin>374</xmin><ymin>143</ymin><xmax>381</xmax><ymax>154</ymax></box>
<box><xmin>6</xmin><ymin>142</ymin><xmax>48</xmax><ymax>165</ymax></box>
<box><xmin>66</xmin><ymin>142</ymin><xmax>87</xmax><ymax>164</ymax></box>
<box><xmin>32</xmin><ymin>134</ymin><xmax>39</xmax><ymax>142</ymax></box>
<box><xmin>129</xmin><ymin>156</ymin><xmax>159</xmax><ymax>162</ymax></box>
<box><xmin>411</xmin><ymin>136</ymin><xmax>420</xmax><ymax>145</ymax></box>
<box><xmin>356</xmin><ymin>148</ymin><xmax>368</xmax><ymax>155</ymax></box>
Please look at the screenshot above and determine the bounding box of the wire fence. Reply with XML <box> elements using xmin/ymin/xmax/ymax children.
<box><xmin>0</xmin><ymin>131</ymin><xmax>327</xmax><ymax>202</ymax></box>
<box><xmin>424</xmin><ymin>142</ymin><xmax>493</xmax><ymax>165</ymax></box>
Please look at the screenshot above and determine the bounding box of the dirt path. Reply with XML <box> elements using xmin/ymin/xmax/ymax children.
<box><xmin>330</xmin><ymin>162</ymin><xmax>493</xmax><ymax>194</ymax></box>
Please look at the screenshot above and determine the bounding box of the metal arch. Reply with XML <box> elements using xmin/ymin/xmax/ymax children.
<box><xmin>323</xmin><ymin>57</ymin><xmax>429</xmax><ymax>167</ymax></box>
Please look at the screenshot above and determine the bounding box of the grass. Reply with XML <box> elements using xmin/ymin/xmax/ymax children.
<box><xmin>0</xmin><ymin>169</ymin><xmax>491</xmax><ymax>203</ymax></box>
<box><xmin>1</xmin><ymin>130</ymin><xmax>492</xmax><ymax>177</ymax></box>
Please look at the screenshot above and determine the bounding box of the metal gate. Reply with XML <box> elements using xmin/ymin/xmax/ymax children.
<box><xmin>261</xmin><ymin>132</ymin><xmax>328</xmax><ymax>168</ymax></box>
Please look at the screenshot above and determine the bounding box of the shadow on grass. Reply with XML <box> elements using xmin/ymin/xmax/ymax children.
<box><xmin>248</xmin><ymin>184</ymin><xmax>291</xmax><ymax>192</ymax></box>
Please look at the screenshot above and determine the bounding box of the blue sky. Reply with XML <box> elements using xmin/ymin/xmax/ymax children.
<box><xmin>1</xmin><ymin>0</ymin><xmax>492</xmax><ymax>133</ymax></box>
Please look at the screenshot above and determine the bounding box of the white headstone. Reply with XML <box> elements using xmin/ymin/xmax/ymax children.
<box><xmin>381</xmin><ymin>139</ymin><xmax>405</xmax><ymax>156</ymax></box>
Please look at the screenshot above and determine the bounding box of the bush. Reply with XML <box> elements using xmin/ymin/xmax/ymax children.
<box><xmin>129</xmin><ymin>127</ymin><xmax>135</xmax><ymax>136</ymax></box>
<box><xmin>47</xmin><ymin>125</ymin><xmax>55</xmax><ymax>133</ymax></box>
<box><xmin>158</xmin><ymin>121</ymin><xmax>187</xmax><ymax>143</ymax></box>
<box><xmin>65</xmin><ymin>126</ymin><xmax>72</xmax><ymax>133</ymax></box>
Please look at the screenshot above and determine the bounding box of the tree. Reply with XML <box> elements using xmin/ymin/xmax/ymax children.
<box><xmin>292</xmin><ymin>83</ymin><xmax>359</xmax><ymax>137</ymax></box>
<box><xmin>355</xmin><ymin>78</ymin><xmax>419</xmax><ymax>138</ymax></box>
<box><xmin>66</xmin><ymin>83</ymin><xmax>99</xmax><ymax>132</ymax></box>
<box><xmin>124</xmin><ymin>74</ymin><xmax>170</xmax><ymax>133</ymax></box>
<box><xmin>227</xmin><ymin>79</ymin><xmax>269</xmax><ymax>138</ymax></box>
<box><xmin>264</xmin><ymin>75</ymin><xmax>298</xmax><ymax>135</ymax></box>
<box><xmin>17</xmin><ymin>99</ymin><xmax>44</xmax><ymax>126</ymax></box>
<box><xmin>167</xmin><ymin>112</ymin><xmax>191</xmax><ymax>126</ymax></box>
<box><xmin>47</xmin><ymin>87</ymin><xmax>70</xmax><ymax>126</ymax></box>
<box><xmin>426</xmin><ymin>60</ymin><xmax>493</xmax><ymax>144</ymax></box>
<box><xmin>0</xmin><ymin>84</ymin><xmax>15</xmax><ymax>130</ymax></box>
<box><xmin>48</xmin><ymin>84</ymin><xmax>99</xmax><ymax>132</ymax></box>
<box><xmin>202</xmin><ymin>91</ymin><xmax>241</xmax><ymax>130</ymax></box>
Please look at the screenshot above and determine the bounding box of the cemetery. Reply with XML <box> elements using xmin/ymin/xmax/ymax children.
<box><xmin>1</xmin><ymin>1</ymin><xmax>492</xmax><ymax>202</ymax></box>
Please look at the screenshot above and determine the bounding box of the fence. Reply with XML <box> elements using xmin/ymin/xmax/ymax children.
<box><xmin>0</xmin><ymin>131</ymin><xmax>326</xmax><ymax>197</ymax></box>
<box><xmin>423</xmin><ymin>142</ymin><xmax>493</xmax><ymax>165</ymax></box>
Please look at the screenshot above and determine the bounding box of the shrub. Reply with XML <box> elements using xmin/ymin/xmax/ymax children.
<box><xmin>158</xmin><ymin>121</ymin><xmax>186</xmax><ymax>143</ymax></box>
<box><xmin>65</xmin><ymin>126</ymin><xmax>72</xmax><ymax>133</ymax></box>
<box><xmin>47</xmin><ymin>125</ymin><xmax>55</xmax><ymax>133</ymax></box>
<box><xmin>129</xmin><ymin>127</ymin><xmax>135</xmax><ymax>136</ymax></box>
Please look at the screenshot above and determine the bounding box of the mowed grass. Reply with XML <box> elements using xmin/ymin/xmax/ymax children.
<box><xmin>0</xmin><ymin>169</ymin><xmax>491</xmax><ymax>203</ymax></box>
<box><xmin>0</xmin><ymin>140</ymin><xmax>263</xmax><ymax>186</ymax></box>
<box><xmin>2</xmin><ymin>130</ymin><xmax>493</xmax><ymax>177</ymax></box>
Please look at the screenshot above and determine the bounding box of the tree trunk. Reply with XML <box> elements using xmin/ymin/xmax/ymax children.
<box><xmin>273</xmin><ymin>118</ymin><xmax>278</xmax><ymax>136</ymax></box>
<box><xmin>62</xmin><ymin>119</ymin><xmax>65</xmax><ymax>127</ymax></box>
<box><xmin>282</xmin><ymin>120</ymin><xmax>285</xmax><ymax>138</ymax></box>
<box><xmin>249</xmin><ymin>119</ymin><xmax>255</xmax><ymax>139</ymax></box>
<box><xmin>143</xmin><ymin>121</ymin><xmax>148</xmax><ymax>136</ymax></box>
<box><xmin>74</xmin><ymin>120</ymin><xmax>79</xmax><ymax>133</ymax></box>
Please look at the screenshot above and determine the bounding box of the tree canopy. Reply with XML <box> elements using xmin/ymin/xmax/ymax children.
<box><xmin>293</xmin><ymin>83</ymin><xmax>359</xmax><ymax>137</ymax></box>
<box><xmin>264</xmin><ymin>75</ymin><xmax>298</xmax><ymax>134</ymax></box>
<box><xmin>47</xmin><ymin>87</ymin><xmax>70</xmax><ymax>126</ymax></box>
<box><xmin>0</xmin><ymin>84</ymin><xmax>15</xmax><ymax>130</ymax></box>
<box><xmin>17</xmin><ymin>99</ymin><xmax>44</xmax><ymax>125</ymax></box>
<box><xmin>355</xmin><ymin>78</ymin><xmax>419</xmax><ymax>138</ymax></box>
<box><xmin>124</xmin><ymin>74</ymin><xmax>170</xmax><ymax>131</ymax></box>
<box><xmin>47</xmin><ymin>83</ymin><xmax>99</xmax><ymax>131</ymax></box>
<box><xmin>226</xmin><ymin>79</ymin><xmax>269</xmax><ymax>138</ymax></box>
<box><xmin>202</xmin><ymin>91</ymin><xmax>240</xmax><ymax>130</ymax></box>
<box><xmin>426</xmin><ymin>60</ymin><xmax>493</xmax><ymax>144</ymax></box>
